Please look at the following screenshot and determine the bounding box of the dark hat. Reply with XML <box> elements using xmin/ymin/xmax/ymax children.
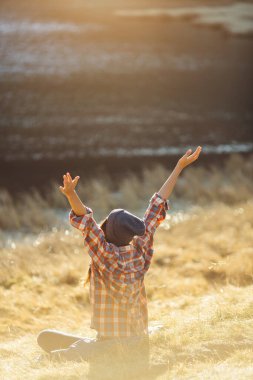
<box><xmin>105</xmin><ymin>208</ymin><xmax>146</xmax><ymax>247</ymax></box>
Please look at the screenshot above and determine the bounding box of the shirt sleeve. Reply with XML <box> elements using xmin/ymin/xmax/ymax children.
<box><xmin>69</xmin><ymin>207</ymin><xmax>116</xmax><ymax>271</ymax></box>
<box><xmin>143</xmin><ymin>192</ymin><xmax>169</xmax><ymax>234</ymax></box>
<box><xmin>133</xmin><ymin>192</ymin><xmax>169</xmax><ymax>250</ymax></box>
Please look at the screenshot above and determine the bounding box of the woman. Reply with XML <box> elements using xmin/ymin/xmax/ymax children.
<box><xmin>37</xmin><ymin>146</ymin><xmax>202</xmax><ymax>367</ymax></box>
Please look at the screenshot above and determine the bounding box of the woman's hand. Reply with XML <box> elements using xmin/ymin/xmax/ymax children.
<box><xmin>178</xmin><ymin>146</ymin><xmax>202</xmax><ymax>170</ymax></box>
<box><xmin>59</xmin><ymin>172</ymin><xmax>80</xmax><ymax>197</ymax></box>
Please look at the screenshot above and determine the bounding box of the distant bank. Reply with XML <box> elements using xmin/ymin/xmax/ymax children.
<box><xmin>1</xmin><ymin>151</ymin><xmax>252</xmax><ymax>195</ymax></box>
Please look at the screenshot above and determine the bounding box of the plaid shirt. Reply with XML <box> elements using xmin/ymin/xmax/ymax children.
<box><xmin>69</xmin><ymin>192</ymin><xmax>169</xmax><ymax>338</ymax></box>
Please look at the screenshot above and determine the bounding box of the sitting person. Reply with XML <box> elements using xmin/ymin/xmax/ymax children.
<box><xmin>37</xmin><ymin>147</ymin><xmax>202</xmax><ymax>373</ymax></box>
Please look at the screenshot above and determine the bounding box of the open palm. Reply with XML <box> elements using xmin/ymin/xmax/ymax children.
<box><xmin>178</xmin><ymin>146</ymin><xmax>202</xmax><ymax>169</ymax></box>
<box><xmin>59</xmin><ymin>172</ymin><xmax>80</xmax><ymax>197</ymax></box>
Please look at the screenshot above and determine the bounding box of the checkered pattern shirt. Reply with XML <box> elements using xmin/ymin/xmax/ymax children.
<box><xmin>69</xmin><ymin>192</ymin><xmax>169</xmax><ymax>338</ymax></box>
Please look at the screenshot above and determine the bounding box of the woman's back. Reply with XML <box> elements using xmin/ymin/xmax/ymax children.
<box><xmin>69</xmin><ymin>192</ymin><xmax>169</xmax><ymax>339</ymax></box>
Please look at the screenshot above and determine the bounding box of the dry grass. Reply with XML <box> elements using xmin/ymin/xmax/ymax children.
<box><xmin>1</xmin><ymin>153</ymin><xmax>253</xmax><ymax>233</ymax></box>
<box><xmin>0</xmin><ymin>156</ymin><xmax>253</xmax><ymax>378</ymax></box>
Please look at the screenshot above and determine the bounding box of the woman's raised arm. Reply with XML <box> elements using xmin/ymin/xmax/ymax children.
<box><xmin>59</xmin><ymin>172</ymin><xmax>87</xmax><ymax>216</ymax></box>
<box><xmin>158</xmin><ymin>146</ymin><xmax>202</xmax><ymax>200</ymax></box>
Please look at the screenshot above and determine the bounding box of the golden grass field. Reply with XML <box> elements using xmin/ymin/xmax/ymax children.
<box><xmin>0</xmin><ymin>154</ymin><xmax>253</xmax><ymax>379</ymax></box>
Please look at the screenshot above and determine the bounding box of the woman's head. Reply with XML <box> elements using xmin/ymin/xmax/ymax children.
<box><xmin>100</xmin><ymin>217</ymin><xmax>125</xmax><ymax>245</ymax></box>
<box><xmin>103</xmin><ymin>208</ymin><xmax>145</xmax><ymax>247</ymax></box>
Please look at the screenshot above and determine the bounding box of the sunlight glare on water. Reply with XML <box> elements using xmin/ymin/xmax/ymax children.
<box><xmin>116</xmin><ymin>3</ymin><xmax>253</xmax><ymax>36</ymax></box>
<box><xmin>0</xmin><ymin>20</ymin><xmax>103</xmax><ymax>34</ymax></box>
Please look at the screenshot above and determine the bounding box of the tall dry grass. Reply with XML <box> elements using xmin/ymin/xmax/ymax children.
<box><xmin>0</xmin><ymin>153</ymin><xmax>253</xmax><ymax>234</ymax></box>
<box><xmin>0</xmin><ymin>152</ymin><xmax>252</xmax><ymax>379</ymax></box>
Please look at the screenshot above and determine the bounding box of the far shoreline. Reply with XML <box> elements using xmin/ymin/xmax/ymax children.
<box><xmin>1</xmin><ymin>151</ymin><xmax>252</xmax><ymax>196</ymax></box>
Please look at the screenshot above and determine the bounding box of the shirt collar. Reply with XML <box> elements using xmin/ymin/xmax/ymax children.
<box><xmin>118</xmin><ymin>244</ymin><xmax>133</xmax><ymax>252</ymax></box>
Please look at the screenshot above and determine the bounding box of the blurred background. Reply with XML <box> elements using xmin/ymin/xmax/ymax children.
<box><xmin>0</xmin><ymin>0</ymin><xmax>252</xmax><ymax>195</ymax></box>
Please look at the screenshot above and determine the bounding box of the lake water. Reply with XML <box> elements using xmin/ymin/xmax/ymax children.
<box><xmin>0</xmin><ymin>1</ymin><xmax>252</xmax><ymax>192</ymax></box>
